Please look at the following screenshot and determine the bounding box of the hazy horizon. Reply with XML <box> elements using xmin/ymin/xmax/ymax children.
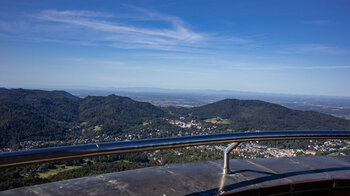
<box><xmin>2</xmin><ymin>85</ymin><xmax>350</xmax><ymax>99</ymax></box>
<box><xmin>1</xmin><ymin>0</ymin><xmax>350</xmax><ymax>96</ymax></box>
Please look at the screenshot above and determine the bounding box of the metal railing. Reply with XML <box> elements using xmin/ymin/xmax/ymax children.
<box><xmin>1</xmin><ymin>130</ymin><xmax>350</xmax><ymax>174</ymax></box>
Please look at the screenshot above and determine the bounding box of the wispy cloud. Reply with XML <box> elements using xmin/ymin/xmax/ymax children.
<box><xmin>213</xmin><ymin>61</ymin><xmax>350</xmax><ymax>71</ymax></box>
<box><xmin>238</xmin><ymin>65</ymin><xmax>350</xmax><ymax>70</ymax></box>
<box><xmin>30</xmin><ymin>9</ymin><xmax>205</xmax><ymax>51</ymax></box>
<box><xmin>223</xmin><ymin>65</ymin><xmax>350</xmax><ymax>71</ymax></box>
<box><xmin>0</xmin><ymin>7</ymin><xmax>255</xmax><ymax>52</ymax></box>
<box><xmin>39</xmin><ymin>9</ymin><xmax>202</xmax><ymax>40</ymax></box>
<box><xmin>67</xmin><ymin>55</ymin><xmax>350</xmax><ymax>75</ymax></box>
<box><xmin>301</xmin><ymin>20</ymin><xmax>330</xmax><ymax>25</ymax></box>
<box><xmin>299</xmin><ymin>44</ymin><xmax>350</xmax><ymax>55</ymax></box>
<box><xmin>42</xmin><ymin>10</ymin><xmax>115</xmax><ymax>18</ymax></box>
<box><xmin>281</xmin><ymin>44</ymin><xmax>350</xmax><ymax>55</ymax></box>
<box><xmin>67</xmin><ymin>57</ymin><xmax>214</xmax><ymax>76</ymax></box>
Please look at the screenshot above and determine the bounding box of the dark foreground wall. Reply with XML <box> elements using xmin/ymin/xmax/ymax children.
<box><xmin>1</xmin><ymin>156</ymin><xmax>350</xmax><ymax>196</ymax></box>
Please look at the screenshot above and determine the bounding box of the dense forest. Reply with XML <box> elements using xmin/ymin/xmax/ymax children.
<box><xmin>0</xmin><ymin>89</ymin><xmax>165</xmax><ymax>148</ymax></box>
<box><xmin>170</xmin><ymin>98</ymin><xmax>350</xmax><ymax>130</ymax></box>
<box><xmin>1</xmin><ymin>88</ymin><xmax>350</xmax><ymax>149</ymax></box>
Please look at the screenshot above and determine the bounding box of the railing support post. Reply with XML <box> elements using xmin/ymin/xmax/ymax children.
<box><xmin>223</xmin><ymin>142</ymin><xmax>241</xmax><ymax>175</ymax></box>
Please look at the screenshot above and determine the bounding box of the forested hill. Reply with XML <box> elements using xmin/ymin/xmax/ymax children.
<box><xmin>171</xmin><ymin>98</ymin><xmax>350</xmax><ymax>130</ymax></box>
<box><xmin>79</xmin><ymin>95</ymin><xmax>165</xmax><ymax>134</ymax></box>
<box><xmin>0</xmin><ymin>89</ymin><xmax>350</xmax><ymax>149</ymax></box>
<box><xmin>0</xmin><ymin>89</ymin><xmax>164</xmax><ymax>148</ymax></box>
<box><xmin>0</xmin><ymin>88</ymin><xmax>8</xmax><ymax>93</ymax></box>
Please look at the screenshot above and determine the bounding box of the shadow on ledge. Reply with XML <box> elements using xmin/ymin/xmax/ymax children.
<box><xmin>2</xmin><ymin>156</ymin><xmax>350</xmax><ymax>196</ymax></box>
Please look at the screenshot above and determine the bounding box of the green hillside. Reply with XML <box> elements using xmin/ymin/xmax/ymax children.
<box><xmin>179</xmin><ymin>99</ymin><xmax>350</xmax><ymax>130</ymax></box>
<box><xmin>1</xmin><ymin>89</ymin><xmax>350</xmax><ymax>149</ymax></box>
<box><xmin>79</xmin><ymin>95</ymin><xmax>165</xmax><ymax>134</ymax></box>
<box><xmin>0</xmin><ymin>89</ymin><xmax>165</xmax><ymax>148</ymax></box>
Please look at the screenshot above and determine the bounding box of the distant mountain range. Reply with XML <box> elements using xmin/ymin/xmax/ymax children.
<box><xmin>0</xmin><ymin>88</ymin><xmax>349</xmax><ymax>148</ymax></box>
<box><xmin>60</xmin><ymin>87</ymin><xmax>350</xmax><ymax>118</ymax></box>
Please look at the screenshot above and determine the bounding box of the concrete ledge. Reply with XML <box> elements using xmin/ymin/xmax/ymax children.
<box><xmin>1</xmin><ymin>156</ymin><xmax>350</xmax><ymax>196</ymax></box>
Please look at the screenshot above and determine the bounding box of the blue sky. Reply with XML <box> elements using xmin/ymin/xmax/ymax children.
<box><xmin>0</xmin><ymin>0</ymin><xmax>350</xmax><ymax>96</ymax></box>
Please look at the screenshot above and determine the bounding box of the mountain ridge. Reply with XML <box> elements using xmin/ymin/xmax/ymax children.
<box><xmin>0</xmin><ymin>88</ymin><xmax>349</xmax><ymax>149</ymax></box>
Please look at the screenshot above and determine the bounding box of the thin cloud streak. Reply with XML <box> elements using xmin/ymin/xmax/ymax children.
<box><xmin>224</xmin><ymin>64</ymin><xmax>350</xmax><ymax>71</ymax></box>
<box><xmin>0</xmin><ymin>8</ymin><xmax>255</xmax><ymax>52</ymax></box>
<box><xmin>281</xmin><ymin>44</ymin><xmax>350</xmax><ymax>55</ymax></box>
<box><xmin>67</xmin><ymin>57</ymin><xmax>350</xmax><ymax>73</ymax></box>
<box><xmin>34</xmin><ymin>9</ymin><xmax>204</xmax><ymax>51</ymax></box>
<box><xmin>46</xmin><ymin>10</ymin><xmax>115</xmax><ymax>18</ymax></box>
<box><xmin>297</xmin><ymin>44</ymin><xmax>350</xmax><ymax>55</ymax></box>
<box><xmin>301</xmin><ymin>20</ymin><xmax>330</xmax><ymax>25</ymax></box>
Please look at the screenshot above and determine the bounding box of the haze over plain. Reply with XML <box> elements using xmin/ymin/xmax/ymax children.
<box><xmin>0</xmin><ymin>0</ymin><xmax>349</xmax><ymax>96</ymax></box>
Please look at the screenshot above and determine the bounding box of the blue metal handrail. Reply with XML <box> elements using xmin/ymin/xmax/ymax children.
<box><xmin>1</xmin><ymin>130</ymin><xmax>350</xmax><ymax>171</ymax></box>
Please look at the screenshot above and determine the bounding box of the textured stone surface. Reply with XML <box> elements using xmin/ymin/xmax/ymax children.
<box><xmin>1</xmin><ymin>156</ymin><xmax>350</xmax><ymax>196</ymax></box>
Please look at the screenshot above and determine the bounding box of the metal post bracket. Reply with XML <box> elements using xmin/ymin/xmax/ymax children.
<box><xmin>223</xmin><ymin>142</ymin><xmax>241</xmax><ymax>175</ymax></box>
